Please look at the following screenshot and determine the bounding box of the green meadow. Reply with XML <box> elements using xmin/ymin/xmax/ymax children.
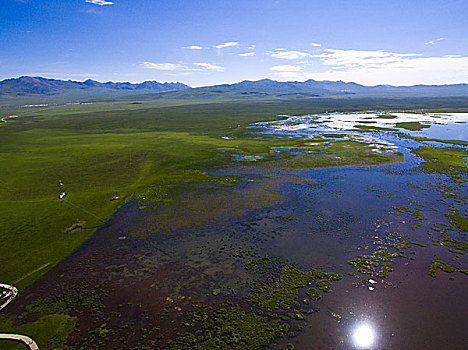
<box><xmin>0</xmin><ymin>97</ymin><xmax>466</xmax><ymax>289</ymax></box>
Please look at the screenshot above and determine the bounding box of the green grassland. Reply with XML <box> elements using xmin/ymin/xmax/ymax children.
<box><xmin>0</xmin><ymin>314</ymin><xmax>76</xmax><ymax>350</ymax></box>
<box><xmin>1</xmin><ymin>98</ymin><xmax>467</xmax><ymax>289</ymax></box>
<box><xmin>395</xmin><ymin>121</ymin><xmax>431</xmax><ymax>131</ymax></box>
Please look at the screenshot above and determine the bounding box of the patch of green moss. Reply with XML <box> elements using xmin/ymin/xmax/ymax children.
<box><xmin>348</xmin><ymin>231</ymin><xmax>411</xmax><ymax>278</ymax></box>
<box><xmin>446</xmin><ymin>206</ymin><xmax>468</xmax><ymax>232</ymax></box>
<box><xmin>448</xmin><ymin>248</ymin><xmax>465</xmax><ymax>255</ymax></box>
<box><xmin>305</xmin><ymin>288</ymin><xmax>321</xmax><ymax>301</ymax></box>
<box><xmin>429</xmin><ymin>256</ymin><xmax>456</xmax><ymax>278</ymax></box>
<box><xmin>245</xmin><ymin>258</ymin><xmax>339</xmax><ymax>310</ymax></box>
<box><xmin>412</xmin><ymin>146</ymin><xmax>468</xmax><ymax>176</ymax></box>
<box><xmin>396</xmin><ymin>121</ymin><xmax>431</xmax><ymax>131</ymax></box>
<box><xmin>376</xmin><ymin>262</ymin><xmax>393</xmax><ymax>278</ymax></box>
<box><xmin>166</xmin><ymin>305</ymin><xmax>288</xmax><ymax>350</ymax></box>
<box><xmin>315</xmin><ymin>279</ymin><xmax>332</xmax><ymax>292</ymax></box>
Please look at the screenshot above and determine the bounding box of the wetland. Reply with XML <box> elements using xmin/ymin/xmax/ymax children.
<box><xmin>0</xmin><ymin>99</ymin><xmax>467</xmax><ymax>349</ymax></box>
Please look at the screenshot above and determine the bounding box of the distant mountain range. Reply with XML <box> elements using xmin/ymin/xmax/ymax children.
<box><xmin>0</xmin><ymin>76</ymin><xmax>190</xmax><ymax>96</ymax></box>
<box><xmin>1</xmin><ymin>76</ymin><xmax>468</xmax><ymax>102</ymax></box>
<box><xmin>190</xmin><ymin>78</ymin><xmax>468</xmax><ymax>97</ymax></box>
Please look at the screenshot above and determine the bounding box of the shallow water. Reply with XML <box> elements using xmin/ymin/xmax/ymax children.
<box><xmin>7</xmin><ymin>112</ymin><xmax>468</xmax><ymax>349</ymax></box>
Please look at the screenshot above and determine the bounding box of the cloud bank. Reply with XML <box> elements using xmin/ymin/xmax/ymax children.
<box><xmin>270</xmin><ymin>48</ymin><xmax>468</xmax><ymax>85</ymax></box>
<box><xmin>141</xmin><ymin>61</ymin><xmax>224</xmax><ymax>73</ymax></box>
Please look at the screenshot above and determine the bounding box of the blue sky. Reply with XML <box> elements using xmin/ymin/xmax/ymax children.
<box><xmin>2</xmin><ymin>0</ymin><xmax>468</xmax><ymax>86</ymax></box>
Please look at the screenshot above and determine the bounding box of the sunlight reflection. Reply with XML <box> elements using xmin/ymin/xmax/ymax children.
<box><xmin>353</xmin><ymin>323</ymin><xmax>375</xmax><ymax>348</ymax></box>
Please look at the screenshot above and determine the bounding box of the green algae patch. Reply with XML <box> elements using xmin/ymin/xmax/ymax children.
<box><xmin>348</xmin><ymin>232</ymin><xmax>411</xmax><ymax>278</ymax></box>
<box><xmin>448</xmin><ymin>248</ymin><xmax>465</xmax><ymax>255</ymax></box>
<box><xmin>0</xmin><ymin>314</ymin><xmax>77</xmax><ymax>350</ymax></box>
<box><xmin>245</xmin><ymin>258</ymin><xmax>341</xmax><ymax>310</ymax></box>
<box><xmin>412</xmin><ymin>146</ymin><xmax>468</xmax><ymax>176</ymax></box>
<box><xmin>396</xmin><ymin>122</ymin><xmax>431</xmax><ymax>131</ymax></box>
<box><xmin>348</xmin><ymin>249</ymin><xmax>403</xmax><ymax>275</ymax></box>
<box><xmin>268</xmin><ymin>137</ymin><xmax>403</xmax><ymax>169</ymax></box>
<box><xmin>428</xmin><ymin>256</ymin><xmax>456</xmax><ymax>278</ymax></box>
<box><xmin>315</xmin><ymin>279</ymin><xmax>332</xmax><ymax>292</ymax></box>
<box><xmin>446</xmin><ymin>206</ymin><xmax>468</xmax><ymax>232</ymax></box>
<box><xmin>411</xmin><ymin>242</ymin><xmax>427</xmax><ymax>247</ymax></box>
<box><xmin>166</xmin><ymin>304</ymin><xmax>288</xmax><ymax>350</ymax></box>
<box><xmin>305</xmin><ymin>288</ymin><xmax>321</xmax><ymax>301</ymax></box>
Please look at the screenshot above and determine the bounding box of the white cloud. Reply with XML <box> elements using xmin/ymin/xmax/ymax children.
<box><xmin>305</xmin><ymin>49</ymin><xmax>468</xmax><ymax>85</ymax></box>
<box><xmin>425</xmin><ymin>37</ymin><xmax>446</xmax><ymax>45</ymax></box>
<box><xmin>193</xmin><ymin>63</ymin><xmax>224</xmax><ymax>72</ymax></box>
<box><xmin>215</xmin><ymin>41</ymin><xmax>239</xmax><ymax>49</ymax></box>
<box><xmin>270</xmin><ymin>50</ymin><xmax>312</xmax><ymax>60</ymax></box>
<box><xmin>248</xmin><ymin>45</ymin><xmax>256</xmax><ymax>50</ymax></box>
<box><xmin>312</xmin><ymin>49</ymin><xmax>421</xmax><ymax>69</ymax></box>
<box><xmin>239</xmin><ymin>52</ymin><xmax>255</xmax><ymax>57</ymax></box>
<box><xmin>270</xmin><ymin>64</ymin><xmax>303</xmax><ymax>72</ymax></box>
<box><xmin>311</xmin><ymin>42</ymin><xmax>321</xmax><ymax>47</ymax></box>
<box><xmin>140</xmin><ymin>62</ymin><xmax>182</xmax><ymax>70</ymax></box>
<box><xmin>85</xmin><ymin>0</ymin><xmax>114</xmax><ymax>5</ymax></box>
<box><xmin>141</xmin><ymin>61</ymin><xmax>224</xmax><ymax>73</ymax></box>
<box><xmin>183</xmin><ymin>45</ymin><xmax>203</xmax><ymax>50</ymax></box>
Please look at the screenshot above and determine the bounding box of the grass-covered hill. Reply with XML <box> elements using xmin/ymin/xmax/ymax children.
<box><xmin>1</xmin><ymin>76</ymin><xmax>468</xmax><ymax>105</ymax></box>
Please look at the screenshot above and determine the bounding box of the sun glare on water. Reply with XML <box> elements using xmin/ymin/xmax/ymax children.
<box><xmin>353</xmin><ymin>323</ymin><xmax>376</xmax><ymax>348</ymax></box>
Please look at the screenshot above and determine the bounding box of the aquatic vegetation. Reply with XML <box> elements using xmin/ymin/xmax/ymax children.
<box><xmin>305</xmin><ymin>288</ymin><xmax>321</xmax><ymax>301</ymax></box>
<box><xmin>428</xmin><ymin>256</ymin><xmax>456</xmax><ymax>277</ymax></box>
<box><xmin>446</xmin><ymin>206</ymin><xmax>468</xmax><ymax>232</ymax></box>
<box><xmin>348</xmin><ymin>232</ymin><xmax>411</xmax><ymax>278</ymax></box>
<box><xmin>245</xmin><ymin>258</ymin><xmax>341</xmax><ymax>310</ymax></box>
<box><xmin>2</xmin><ymin>102</ymin><xmax>467</xmax><ymax>348</ymax></box>
<box><xmin>393</xmin><ymin>206</ymin><xmax>424</xmax><ymax>220</ymax></box>
<box><xmin>166</xmin><ymin>303</ymin><xmax>289</xmax><ymax>350</ymax></box>
<box><xmin>366</xmin><ymin>184</ymin><xmax>394</xmax><ymax>198</ymax></box>
<box><xmin>315</xmin><ymin>279</ymin><xmax>332</xmax><ymax>292</ymax></box>
<box><xmin>412</xmin><ymin>146</ymin><xmax>468</xmax><ymax>176</ymax></box>
<box><xmin>395</xmin><ymin>121</ymin><xmax>431</xmax><ymax>131</ymax></box>
<box><xmin>307</xmin><ymin>210</ymin><xmax>358</xmax><ymax>239</ymax></box>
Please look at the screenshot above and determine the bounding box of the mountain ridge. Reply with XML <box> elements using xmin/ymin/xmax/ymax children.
<box><xmin>1</xmin><ymin>76</ymin><xmax>468</xmax><ymax>100</ymax></box>
<box><xmin>0</xmin><ymin>76</ymin><xmax>191</xmax><ymax>96</ymax></box>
